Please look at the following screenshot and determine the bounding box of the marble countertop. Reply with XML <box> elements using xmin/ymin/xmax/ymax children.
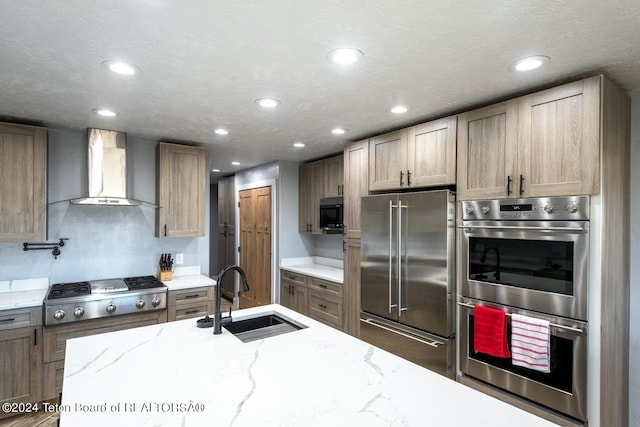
<box><xmin>60</xmin><ymin>304</ymin><xmax>556</xmax><ymax>427</ymax></box>
<box><xmin>280</xmin><ymin>256</ymin><xmax>343</xmax><ymax>283</ymax></box>
<box><xmin>0</xmin><ymin>278</ymin><xmax>49</xmax><ymax>310</ymax></box>
<box><xmin>161</xmin><ymin>266</ymin><xmax>216</xmax><ymax>290</ymax></box>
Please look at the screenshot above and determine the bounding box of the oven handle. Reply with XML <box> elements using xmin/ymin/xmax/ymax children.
<box><xmin>360</xmin><ymin>317</ymin><xmax>441</xmax><ymax>348</ymax></box>
<box><xmin>459</xmin><ymin>224</ymin><xmax>588</xmax><ymax>232</ymax></box>
<box><xmin>457</xmin><ymin>301</ymin><xmax>584</xmax><ymax>334</ymax></box>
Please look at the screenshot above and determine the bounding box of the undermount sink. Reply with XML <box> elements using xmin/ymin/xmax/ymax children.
<box><xmin>223</xmin><ymin>313</ymin><xmax>306</xmax><ymax>343</ymax></box>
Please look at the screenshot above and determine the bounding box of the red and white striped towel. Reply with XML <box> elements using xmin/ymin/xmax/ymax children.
<box><xmin>510</xmin><ymin>313</ymin><xmax>550</xmax><ymax>373</ymax></box>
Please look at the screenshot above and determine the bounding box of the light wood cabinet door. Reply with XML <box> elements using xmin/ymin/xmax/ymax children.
<box><xmin>408</xmin><ymin>116</ymin><xmax>457</xmax><ymax>187</ymax></box>
<box><xmin>518</xmin><ymin>76</ymin><xmax>600</xmax><ymax>197</ymax></box>
<box><xmin>298</xmin><ymin>160</ymin><xmax>324</xmax><ymax>234</ymax></box>
<box><xmin>456</xmin><ymin>100</ymin><xmax>518</xmax><ymax>200</ymax></box>
<box><xmin>0</xmin><ymin>326</ymin><xmax>42</xmax><ymax>418</ymax></box>
<box><xmin>368</xmin><ymin>129</ymin><xmax>408</xmax><ymax>191</ymax></box>
<box><xmin>343</xmin><ymin>238</ymin><xmax>361</xmax><ymax>337</ymax></box>
<box><xmin>158</xmin><ymin>143</ymin><xmax>206</xmax><ymax>237</ymax></box>
<box><xmin>280</xmin><ymin>271</ymin><xmax>308</xmax><ymax>314</ymax></box>
<box><xmin>323</xmin><ymin>155</ymin><xmax>344</xmax><ymax>197</ymax></box>
<box><xmin>343</xmin><ymin>140</ymin><xmax>368</xmax><ymax>239</ymax></box>
<box><xmin>0</xmin><ymin>122</ymin><xmax>47</xmax><ymax>242</ymax></box>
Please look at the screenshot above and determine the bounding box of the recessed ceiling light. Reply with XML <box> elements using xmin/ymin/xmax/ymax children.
<box><xmin>214</xmin><ymin>128</ymin><xmax>229</xmax><ymax>135</ymax></box>
<box><xmin>391</xmin><ymin>105</ymin><xmax>408</xmax><ymax>114</ymax></box>
<box><xmin>331</xmin><ymin>128</ymin><xmax>347</xmax><ymax>135</ymax></box>
<box><xmin>327</xmin><ymin>48</ymin><xmax>363</xmax><ymax>65</ymax></box>
<box><xmin>102</xmin><ymin>60</ymin><xmax>138</xmax><ymax>75</ymax></box>
<box><xmin>92</xmin><ymin>108</ymin><xmax>117</xmax><ymax>117</ymax></box>
<box><xmin>509</xmin><ymin>55</ymin><xmax>550</xmax><ymax>72</ymax></box>
<box><xmin>231</xmin><ymin>161</ymin><xmax>240</xmax><ymax>166</ymax></box>
<box><xmin>211</xmin><ymin>169</ymin><xmax>221</xmax><ymax>173</ymax></box>
<box><xmin>293</xmin><ymin>142</ymin><xmax>305</xmax><ymax>148</ymax></box>
<box><xmin>255</xmin><ymin>98</ymin><xmax>281</xmax><ymax>108</ymax></box>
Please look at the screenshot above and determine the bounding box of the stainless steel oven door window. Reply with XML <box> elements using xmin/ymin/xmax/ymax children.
<box><xmin>458</xmin><ymin>298</ymin><xmax>587</xmax><ymax>422</ymax></box>
<box><xmin>460</xmin><ymin>220</ymin><xmax>589</xmax><ymax>320</ymax></box>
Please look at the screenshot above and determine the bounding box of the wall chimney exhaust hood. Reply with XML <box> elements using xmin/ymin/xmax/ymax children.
<box><xmin>71</xmin><ymin>128</ymin><xmax>146</xmax><ymax>206</ymax></box>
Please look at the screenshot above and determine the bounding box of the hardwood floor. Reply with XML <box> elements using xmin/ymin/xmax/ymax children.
<box><xmin>0</xmin><ymin>410</ymin><xmax>58</xmax><ymax>427</ymax></box>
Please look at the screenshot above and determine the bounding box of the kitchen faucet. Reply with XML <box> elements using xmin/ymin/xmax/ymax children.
<box><xmin>480</xmin><ymin>247</ymin><xmax>501</xmax><ymax>280</ymax></box>
<box><xmin>214</xmin><ymin>265</ymin><xmax>250</xmax><ymax>335</ymax></box>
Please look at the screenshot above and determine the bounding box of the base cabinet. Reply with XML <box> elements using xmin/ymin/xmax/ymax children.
<box><xmin>0</xmin><ymin>307</ymin><xmax>42</xmax><ymax>420</ymax></box>
<box><xmin>279</xmin><ymin>270</ymin><xmax>343</xmax><ymax>331</ymax></box>
<box><xmin>167</xmin><ymin>286</ymin><xmax>214</xmax><ymax>322</ymax></box>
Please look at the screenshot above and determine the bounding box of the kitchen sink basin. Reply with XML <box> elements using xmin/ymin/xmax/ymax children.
<box><xmin>223</xmin><ymin>313</ymin><xmax>306</xmax><ymax>343</ymax></box>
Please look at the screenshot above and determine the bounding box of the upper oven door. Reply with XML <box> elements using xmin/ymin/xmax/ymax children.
<box><xmin>459</xmin><ymin>220</ymin><xmax>589</xmax><ymax>320</ymax></box>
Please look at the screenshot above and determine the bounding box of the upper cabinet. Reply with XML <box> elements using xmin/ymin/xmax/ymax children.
<box><xmin>298</xmin><ymin>159</ymin><xmax>324</xmax><ymax>234</ymax></box>
<box><xmin>157</xmin><ymin>143</ymin><xmax>206</xmax><ymax>237</ymax></box>
<box><xmin>457</xmin><ymin>76</ymin><xmax>601</xmax><ymax>200</ymax></box>
<box><xmin>323</xmin><ymin>155</ymin><xmax>344</xmax><ymax>197</ymax></box>
<box><xmin>0</xmin><ymin>122</ymin><xmax>47</xmax><ymax>241</ymax></box>
<box><xmin>369</xmin><ymin>115</ymin><xmax>457</xmax><ymax>191</ymax></box>
<box><xmin>343</xmin><ymin>140</ymin><xmax>369</xmax><ymax>239</ymax></box>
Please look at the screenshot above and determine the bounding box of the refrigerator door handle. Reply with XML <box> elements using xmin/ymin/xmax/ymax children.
<box><xmin>360</xmin><ymin>317</ymin><xmax>442</xmax><ymax>348</ymax></box>
<box><xmin>398</xmin><ymin>201</ymin><xmax>408</xmax><ymax>317</ymax></box>
<box><xmin>388</xmin><ymin>200</ymin><xmax>398</xmax><ymax>314</ymax></box>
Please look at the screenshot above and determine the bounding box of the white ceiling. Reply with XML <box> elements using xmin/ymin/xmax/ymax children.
<box><xmin>1</xmin><ymin>1</ymin><xmax>639</xmax><ymax>179</ymax></box>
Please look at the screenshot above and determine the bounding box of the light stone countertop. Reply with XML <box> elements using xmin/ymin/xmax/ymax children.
<box><xmin>280</xmin><ymin>256</ymin><xmax>343</xmax><ymax>284</ymax></box>
<box><xmin>60</xmin><ymin>304</ymin><xmax>557</xmax><ymax>427</ymax></box>
<box><xmin>0</xmin><ymin>278</ymin><xmax>49</xmax><ymax>310</ymax></box>
<box><xmin>160</xmin><ymin>266</ymin><xmax>216</xmax><ymax>290</ymax></box>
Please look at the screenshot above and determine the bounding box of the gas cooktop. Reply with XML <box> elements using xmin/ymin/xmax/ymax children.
<box><xmin>47</xmin><ymin>275</ymin><xmax>165</xmax><ymax>300</ymax></box>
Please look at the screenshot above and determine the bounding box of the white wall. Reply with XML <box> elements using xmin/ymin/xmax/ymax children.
<box><xmin>629</xmin><ymin>90</ymin><xmax>640</xmax><ymax>427</ymax></box>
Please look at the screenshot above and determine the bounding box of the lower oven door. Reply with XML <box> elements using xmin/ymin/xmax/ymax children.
<box><xmin>458</xmin><ymin>297</ymin><xmax>587</xmax><ymax>422</ymax></box>
<box><xmin>360</xmin><ymin>312</ymin><xmax>454</xmax><ymax>379</ymax></box>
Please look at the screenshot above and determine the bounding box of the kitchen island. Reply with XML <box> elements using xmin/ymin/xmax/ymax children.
<box><xmin>60</xmin><ymin>304</ymin><xmax>556</xmax><ymax>426</ymax></box>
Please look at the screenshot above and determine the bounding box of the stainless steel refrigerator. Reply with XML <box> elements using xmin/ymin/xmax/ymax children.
<box><xmin>359</xmin><ymin>190</ymin><xmax>456</xmax><ymax>378</ymax></box>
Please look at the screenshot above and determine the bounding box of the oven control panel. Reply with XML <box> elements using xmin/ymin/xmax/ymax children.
<box><xmin>461</xmin><ymin>195</ymin><xmax>589</xmax><ymax>221</ymax></box>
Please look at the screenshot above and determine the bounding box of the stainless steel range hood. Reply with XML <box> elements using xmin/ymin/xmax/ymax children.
<box><xmin>71</xmin><ymin>128</ymin><xmax>140</xmax><ymax>206</ymax></box>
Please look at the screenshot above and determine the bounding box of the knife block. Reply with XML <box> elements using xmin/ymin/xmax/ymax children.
<box><xmin>157</xmin><ymin>267</ymin><xmax>172</xmax><ymax>282</ymax></box>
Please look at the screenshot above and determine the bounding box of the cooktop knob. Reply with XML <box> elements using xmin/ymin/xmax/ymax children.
<box><xmin>481</xmin><ymin>206</ymin><xmax>491</xmax><ymax>214</ymax></box>
<box><xmin>567</xmin><ymin>202</ymin><xmax>578</xmax><ymax>213</ymax></box>
<box><xmin>73</xmin><ymin>307</ymin><xmax>85</xmax><ymax>318</ymax></box>
<box><xmin>106</xmin><ymin>303</ymin><xmax>117</xmax><ymax>314</ymax></box>
<box><xmin>465</xmin><ymin>207</ymin><xmax>475</xmax><ymax>216</ymax></box>
<box><xmin>543</xmin><ymin>204</ymin><xmax>554</xmax><ymax>214</ymax></box>
<box><xmin>136</xmin><ymin>299</ymin><xmax>146</xmax><ymax>309</ymax></box>
<box><xmin>54</xmin><ymin>310</ymin><xmax>65</xmax><ymax>320</ymax></box>
<box><xmin>151</xmin><ymin>297</ymin><xmax>161</xmax><ymax>307</ymax></box>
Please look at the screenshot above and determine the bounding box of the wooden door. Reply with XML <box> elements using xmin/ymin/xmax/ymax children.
<box><xmin>518</xmin><ymin>76</ymin><xmax>600</xmax><ymax>197</ymax></box>
<box><xmin>0</xmin><ymin>327</ymin><xmax>41</xmax><ymax>416</ymax></box>
<box><xmin>456</xmin><ymin>101</ymin><xmax>518</xmax><ymax>200</ymax></box>
<box><xmin>407</xmin><ymin>115</ymin><xmax>457</xmax><ymax>188</ymax></box>
<box><xmin>343</xmin><ymin>139</ymin><xmax>369</xmax><ymax>239</ymax></box>
<box><xmin>344</xmin><ymin>238</ymin><xmax>361</xmax><ymax>337</ymax></box>
<box><xmin>239</xmin><ymin>186</ymin><xmax>272</xmax><ymax>308</ymax></box>
<box><xmin>323</xmin><ymin>155</ymin><xmax>344</xmax><ymax>197</ymax></box>
<box><xmin>368</xmin><ymin>129</ymin><xmax>408</xmax><ymax>191</ymax></box>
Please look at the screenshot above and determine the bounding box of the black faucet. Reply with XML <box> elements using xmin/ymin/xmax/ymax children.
<box><xmin>214</xmin><ymin>265</ymin><xmax>250</xmax><ymax>335</ymax></box>
<box><xmin>480</xmin><ymin>247</ymin><xmax>501</xmax><ymax>280</ymax></box>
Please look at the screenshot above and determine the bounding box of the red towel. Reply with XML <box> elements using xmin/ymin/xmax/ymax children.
<box><xmin>474</xmin><ymin>305</ymin><xmax>510</xmax><ymax>358</ymax></box>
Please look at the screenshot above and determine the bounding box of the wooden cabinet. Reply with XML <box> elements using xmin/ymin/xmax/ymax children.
<box><xmin>157</xmin><ymin>143</ymin><xmax>206</xmax><ymax>237</ymax></box>
<box><xmin>167</xmin><ymin>286</ymin><xmax>215</xmax><ymax>322</ymax></box>
<box><xmin>369</xmin><ymin>116</ymin><xmax>456</xmax><ymax>191</ymax></box>
<box><xmin>42</xmin><ymin>310</ymin><xmax>166</xmax><ymax>400</ymax></box>
<box><xmin>279</xmin><ymin>270</ymin><xmax>343</xmax><ymax>331</ymax></box>
<box><xmin>218</xmin><ymin>176</ymin><xmax>236</xmax><ymax>228</ymax></box>
<box><xmin>343</xmin><ymin>140</ymin><xmax>369</xmax><ymax>239</ymax></box>
<box><xmin>343</xmin><ymin>238</ymin><xmax>361</xmax><ymax>337</ymax></box>
<box><xmin>323</xmin><ymin>155</ymin><xmax>344</xmax><ymax>197</ymax></box>
<box><xmin>298</xmin><ymin>160</ymin><xmax>324</xmax><ymax>234</ymax></box>
<box><xmin>457</xmin><ymin>76</ymin><xmax>601</xmax><ymax>200</ymax></box>
<box><xmin>218</xmin><ymin>176</ymin><xmax>236</xmax><ymax>299</ymax></box>
<box><xmin>0</xmin><ymin>308</ymin><xmax>42</xmax><ymax>419</ymax></box>
<box><xmin>0</xmin><ymin>122</ymin><xmax>47</xmax><ymax>242</ymax></box>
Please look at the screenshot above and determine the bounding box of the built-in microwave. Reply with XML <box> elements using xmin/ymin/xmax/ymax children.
<box><xmin>319</xmin><ymin>197</ymin><xmax>343</xmax><ymax>231</ymax></box>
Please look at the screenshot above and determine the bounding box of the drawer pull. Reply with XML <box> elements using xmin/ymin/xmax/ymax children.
<box><xmin>319</xmin><ymin>304</ymin><xmax>327</xmax><ymax>309</ymax></box>
<box><xmin>184</xmin><ymin>309</ymin><xmax>200</xmax><ymax>315</ymax></box>
<box><xmin>319</xmin><ymin>284</ymin><xmax>327</xmax><ymax>288</ymax></box>
<box><xmin>0</xmin><ymin>318</ymin><xmax>16</xmax><ymax>323</ymax></box>
<box><xmin>184</xmin><ymin>294</ymin><xmax>201</xmax><ymax>299</ymax></box>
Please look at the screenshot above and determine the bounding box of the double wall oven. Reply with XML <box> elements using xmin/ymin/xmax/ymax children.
<box><xmin>458</xmin><ymin>195</ymin><xmax>589</xmax><ymax>422</ymax></box>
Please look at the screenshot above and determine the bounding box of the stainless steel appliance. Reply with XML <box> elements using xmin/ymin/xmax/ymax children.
<box><xmin>319</xmin><ymin>197</ymin><xmax>344</xmax><ymax>231</ymax></box>
<box><xmin>360</xmin><ymin>190</ymin><xmax>456</xmax><ymax>378</ymax></box>
<box><xmin>458</xmin><ymin>195</ymin><xmax>589</xmax><ymax>422</ymax></box>
<box><xmin>44</xmin><ymin>276</ymin><xmax>167</xmax><ymax>325</ymax></box>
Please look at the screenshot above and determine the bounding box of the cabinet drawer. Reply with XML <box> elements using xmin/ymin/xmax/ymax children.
<box><xmin>173</xmin><ymin>303</ymin><xmax>211</xmax><ymax>321</ymax></box>
<box><xmin>280</xmin><ymin>270</ymin><xmax>306</xmax><ymax>285</ymax></box>
<box><xmin>168</xmin><ymin>286</ymin><xmax>214</xmax><ymax>305</ymax></box>
<box><xmin>308</xmin><ymin>290</ymin><xmax>343</xmax><ymax>330</ymax></box>
<box><xmin>308</xmin><ymin>278</ymin><xmax>342</xmax><ymax>297</ymax></box>
<box><xmin>0</xmin><ymin>307</ymin><xmax>42</xmax><ymax>330</ymax></box>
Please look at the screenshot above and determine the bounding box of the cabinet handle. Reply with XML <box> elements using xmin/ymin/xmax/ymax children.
<box><xmin>184</xmin><ymin>309</ymin><xmax>199</xmax><ymax>315</ymax></box>
<box><xmin>0</xmin><ymin>318</ymin><xmax>16</xmax><ymax>323</ymax></box>
<box><xmin>507</xmin><ymin>175</ymin><xmax>513</xmax><ymax>195</ymax></box>
<box><xmin>34</xmin><ymin>328</ymin><xmax>37</xmax><ymax>346</ymax></box>
<box><xmin>319</xmin><ymin>283</ymin><xmax>327</xmax><ymax>288</ymax></box>
<box><xmin>319</xmin><ymin>304</ymin><xmax>328</xmax><ymax>309</ymax></box>
<box><xmin>407</xmin><ymin>170</ymin><xmax>411</xmax><ymax>186</ymax></box>
<box><xmin>519</xmin><ymin>174</ymin><xmax>525</xmax><ymax>196</ymax></box>
<box><xmin>400</xmin><ymin>170</ymin><xmax>404</xmax><ymax>186</ymax></box>
<box><xmin>164</xmin><ymin>224</ymin><xmax>167</xmax><ymax>236</ymax></box>
<box><xmin>184</xmin><ymin>294</ymin><xmax>200</xmax><ymax>299</ymax></box>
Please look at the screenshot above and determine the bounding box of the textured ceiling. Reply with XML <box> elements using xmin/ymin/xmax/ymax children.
<box><xmin>1</xmin><ymin>1</ymin><xmax>639</xmax><ymax>179</ymax></box>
